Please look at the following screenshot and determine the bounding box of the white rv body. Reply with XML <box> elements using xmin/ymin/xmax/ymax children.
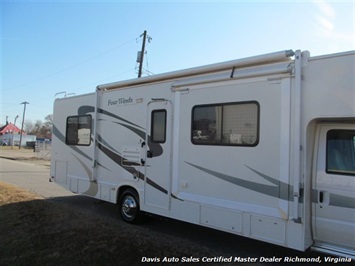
<box><xmin>50</xmin><ymin>50</ymin><xmax>355</xmax><ymax>257</ymax></box>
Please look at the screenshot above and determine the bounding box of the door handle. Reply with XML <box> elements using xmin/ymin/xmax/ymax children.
<box><xmin>147</xmin><ymin>150</ymin><xmax>153</xmax><ymax>158</ymax></box>
<box><xmin>318</xmin><ymin>191</ymin><xmax>330</xmax><ymax>205</ymax></box>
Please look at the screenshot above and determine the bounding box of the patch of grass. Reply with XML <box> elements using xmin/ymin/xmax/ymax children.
<box><xmin>0</xmin><ymin>182</ymin><xmax>216</xmax><ymax>266</ymax></box>
<box><xmin>0</xmin><ymin>182</ymin><xmax>42</xmax><ymax>206</ymax></box>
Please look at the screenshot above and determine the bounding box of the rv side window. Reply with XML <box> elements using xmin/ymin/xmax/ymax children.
<box><xmin>326</xmin><ymin>129</ymin><xmax>355</xmax><ymax>175</ymax></box>
<box><xmin>66</xmin><ymin>115</ymin><xmax>92</xmax><ymax>146</ymax></box>
<box><xmin>192</xmin><ymin>101</ymin><xmax>259</xmax><ymax>146</ymax></box>
<box><xmin>151</xmin><ymin>110</ymin><xmax>166</xmax><ymax>143</ymax></box>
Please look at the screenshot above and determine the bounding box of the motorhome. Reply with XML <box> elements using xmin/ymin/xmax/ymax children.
<box><xmin>50</xmin><ymin>50</ymin><xmax>355</xmax><ymax>257</ymax></box>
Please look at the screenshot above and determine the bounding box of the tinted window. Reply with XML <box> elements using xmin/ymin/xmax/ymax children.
<box><xmin>327</xmin><ymin>129</ymin><xmax>355</xmax><ymax>175</ymax></box>
<box><xmin>192</xmin><ymin>101</ymin><xmax>259</xmax><ymax>146</ymax></box>
<box><xmin>151</xmin><ymin>110</ymin><xmax>166</xmax><ymax>143</ymax></box>
<box><xmin>66</xmin><ymin>115</ymin><xmax>92</xmax><ymax>146</ymax></box>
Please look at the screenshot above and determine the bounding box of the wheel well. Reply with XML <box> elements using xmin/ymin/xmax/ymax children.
<box><xmin>117</xmin><ymin>186</ymin><xmax>139</xmax><ymax>203</ymax></box>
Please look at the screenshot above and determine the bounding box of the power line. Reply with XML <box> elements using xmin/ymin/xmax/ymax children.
<box><xmin>73</xmin><ymin>68</ymin><xmax>136</xmax><ymax>93</ymax></box>
<box><xmin>142</xmin><ymin>67</ymin><xmax>154</xmax><ymax>76</ymax></box>
<box><xmin>144</xmin><ymin>50</ymin><xmax>154</xmax><ymax>76</ymax></box>
<box><xmin>4</xmin><ymin>38</ymin><xmax>137</xmax><ymax>91</ymax></box>
<box><xmin>2</xmin><ymin>67</ymin><xmax>137</xmax><ymax>116</ymax></box>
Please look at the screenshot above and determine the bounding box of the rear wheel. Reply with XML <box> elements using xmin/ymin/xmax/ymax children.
<box><xmin>119</xmin><ymin>189</ymin><xmax>143</xmax><ymax>224</ymax></box>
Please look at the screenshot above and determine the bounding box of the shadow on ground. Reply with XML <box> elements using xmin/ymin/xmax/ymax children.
<box><xmin>0</xmin><ymin>193</ymin><xmax>324</xmax><ymax>266</ymax></box>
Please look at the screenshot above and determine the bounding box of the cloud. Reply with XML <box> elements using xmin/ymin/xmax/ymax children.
<box><xmin>312</xmin><ymin>0</ymin><xmax>337</xmax><ymax>35</ymax></box>
<box><xmin>310</xmin><ymin>1</ymin><xmax>354</xmax><ymax>52</ymax></box>
<box><xmin>316</xmin><ymin>15</ymin><xmax>334</xmax><ymax>33</ymax></box>
<box><xmin>314</xmin><ymin>0</ymin><xmax>336</xmax><ymax>19</ymax></box>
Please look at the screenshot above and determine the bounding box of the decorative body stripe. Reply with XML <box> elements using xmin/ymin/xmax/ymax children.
<box><xmin>186</xmin><ymin>162</ymin><xmax>355</xmax><ymax>209</ymax></box>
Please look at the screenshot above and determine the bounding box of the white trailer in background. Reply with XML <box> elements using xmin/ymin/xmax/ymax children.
<box><xmin>50</xmin><ymin>49</ymin><xmax>355</xmax><ymax>257</ymax></box>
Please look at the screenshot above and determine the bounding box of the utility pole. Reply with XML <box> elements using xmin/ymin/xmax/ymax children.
<box><xmin>19</xmin><ymin>101</ymin><xmax>29</xmax><ymax>149</ymax></box>
<box><xmin>11</xmin><ymin>115</ymin><xmax>19</xmax><ymax>150</ymax></box>
<box><xmin>137</xmin><ymin>30</ymin><xmax>152</xmax><ymax>78</ymax></box>
<box><xmin>138</xmin><ymin>30</ymin><xmax>147</xmax><ymax>78</ymax></box>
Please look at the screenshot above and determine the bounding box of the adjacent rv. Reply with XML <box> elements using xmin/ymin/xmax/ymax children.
<box><xmin>50</xmin><ymin>50</ymin><xmax>355</xmax><ymax>257</ymax></box>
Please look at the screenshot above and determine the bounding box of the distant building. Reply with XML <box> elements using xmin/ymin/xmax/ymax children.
<box><xmin>0</xmin><ymin>123</ymin><xmax>35</xmax><ymax>147</ymax></box>
<box><xmin>0</xmin><ymin>122</ymin><xmax>23</xmax><ymax>135</ymax></box>
<box><xmin>1</xmin><ymin>133</ymin><xmax>36</xmax><ymax>147</ymax></box>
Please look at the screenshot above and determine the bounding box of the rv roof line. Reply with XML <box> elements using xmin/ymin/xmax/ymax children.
<box><xmin>96</xmin><ymin>49</ymin><xmax>295</xmax><ymax>91</ymax></box>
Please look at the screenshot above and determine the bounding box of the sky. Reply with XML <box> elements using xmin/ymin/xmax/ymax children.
<box><xmin>1</xmin><ymin>0</ymin><xmax>354</xmax><ymax>127</ymax></box>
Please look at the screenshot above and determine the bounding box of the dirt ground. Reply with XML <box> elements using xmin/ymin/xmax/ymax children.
<box><xmin>0</xmin><ymin>146</ymin><xmax>50</xmax><ymax>167</ymax></box>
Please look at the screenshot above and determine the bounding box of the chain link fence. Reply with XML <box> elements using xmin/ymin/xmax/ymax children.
<box><xmin>34</xmin><ymin>141</ymin><xmax>51</xmax><ymax>159</ymax></box>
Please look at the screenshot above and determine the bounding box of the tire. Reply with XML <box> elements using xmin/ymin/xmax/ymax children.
<box><xmin>119</xmin><ymin>189</ymin><xmax>143</xmax><ymax>224</ymax></box>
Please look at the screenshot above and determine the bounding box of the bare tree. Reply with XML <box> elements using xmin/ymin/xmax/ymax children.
<box><xmin>41</xmin><ymin>114</ymin><xmax>53</xmax><ymax>138</ymax></box>
<box><xmin>34</xmin><ymin>120</ymin><xmax>43</xmax><ymax>135</ymax></box>
<box><xmin>21</xmin><ymin>114</ymin><xmax>53</xmax><ymax>138</ymax></box>
<box><xmin>24</xmin><ymin>120</ymin><xmax>35</xmax><ymax>134</ymax></box>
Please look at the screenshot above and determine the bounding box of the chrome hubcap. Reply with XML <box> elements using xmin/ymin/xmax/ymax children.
<box><xmin>122</xmin><ymin>195</ymin><xmax>137</xmax><ymax>219</ymax></box>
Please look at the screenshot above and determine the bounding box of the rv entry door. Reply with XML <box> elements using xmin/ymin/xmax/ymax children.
<box><xmin>144</xmin><ymin>99</ymin><xmax>172</xmax><ymax>210</ymax></box>
<box><xmin>312</xmin><ymin>123</ymin><xmax>355</xmax><ymax>253</ymax></box>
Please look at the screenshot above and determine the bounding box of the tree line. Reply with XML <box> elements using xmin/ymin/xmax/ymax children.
<box><xmin>24</xmin><ymin>114</ymin><xmax>53</xmax><ymax>139</ymax></box>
